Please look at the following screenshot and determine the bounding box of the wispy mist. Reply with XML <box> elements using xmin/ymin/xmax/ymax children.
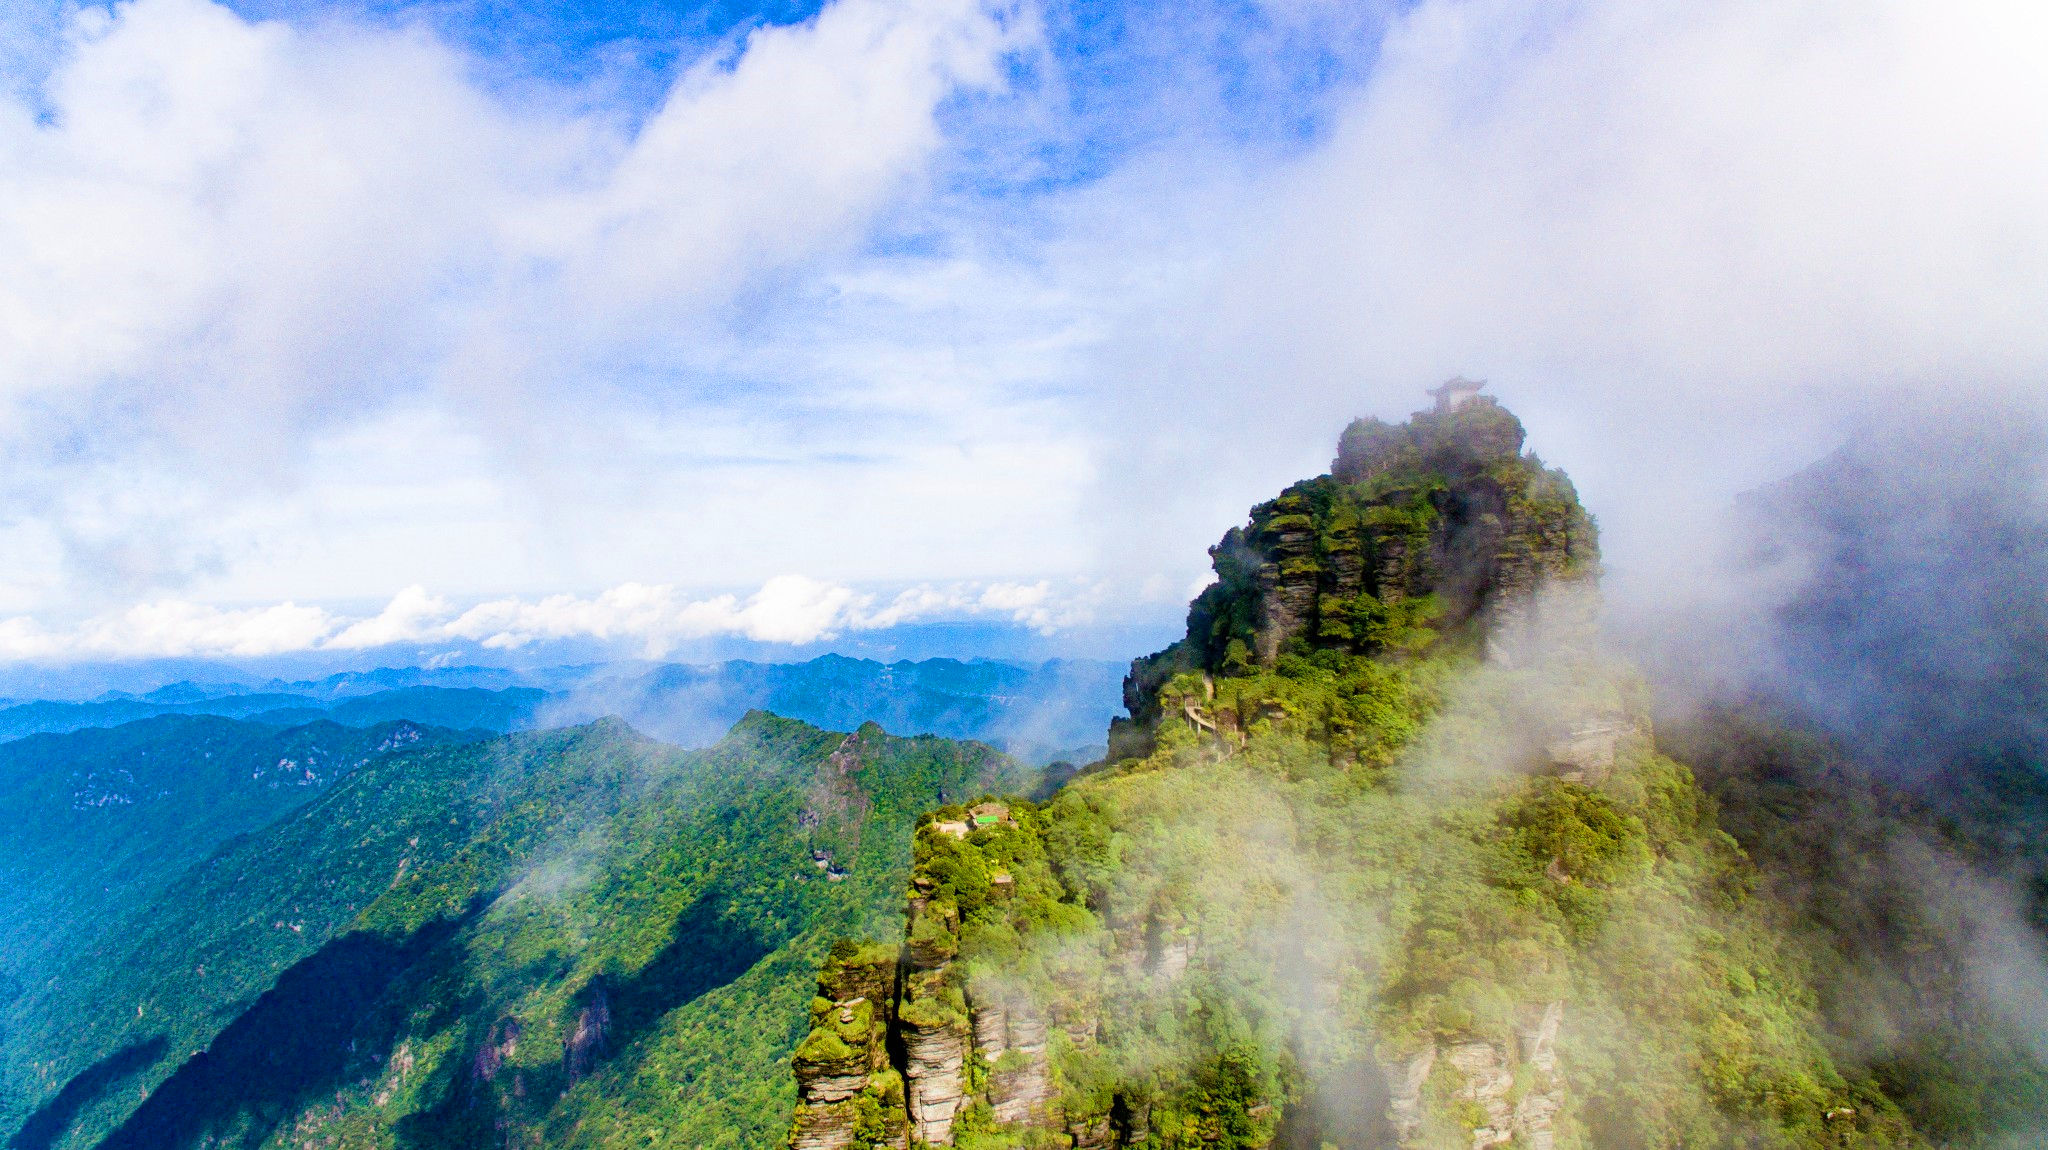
<box><xmin>1635</xmin><ymin>402</ymin><xmax>2048</xmax><ymax>1136</ymax></box>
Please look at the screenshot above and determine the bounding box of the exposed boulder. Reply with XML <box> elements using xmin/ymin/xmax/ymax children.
<box><xmin>1443</xmin><ymin>1041</ymin><xmax>1517</xmax><ymax>1148</ymax></box>
<box><xmin>563</xmin><ymin>987</ymin><xmax>610</xmax><ymax>1081</ymax></box>
<box><xmin>1386</xmin><ymin>1045</ymin><xmax>1436</xmax><ymax>1143</ymax></box>
<box><xmin>1384</xmin><ymin>1004</ymin><xmax>1565</xmax><ymax>1150</ymax></box>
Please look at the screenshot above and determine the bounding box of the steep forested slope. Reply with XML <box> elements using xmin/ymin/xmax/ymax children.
<box><xmin>1631</xmin><ymin>412</ymin><xmax>2048</xmax><ymax>1146</ymax></box>
<box><xmin>2</xmin><ymin>714</ymin><xmax>1034</xmax><ymax>1150</ymax></box>
<box><xmin>1665</xmin><ymin>707</ymin><xmax>2048</xmax><ymax>1145</ymax></box>
<box><xmin>788</xmin><ymin>395</ymin><xmax>1931</xmax><ymax>1149</ymax></box>
<box><xmin>0</xmin><ymin>717</ymin><xmax>484</xmax><ymax>1025</ymax></box>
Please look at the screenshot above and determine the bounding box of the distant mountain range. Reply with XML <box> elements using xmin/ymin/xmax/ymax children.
<box><xmin>0</xmin><ymin>654</ymin><xmax>1124</xmax><ymax>1148</ymax></box>
<box><xmin>0</xmin><ymin>655</ymin><xmax>1123</xmax><ymax>764</ymax></box>
<box><xmin>0</xmin><ymin>687</ymin><xmax>549</xmax><ymax>743</ymax></box>
<box><xmin>0</xmin><ymin>715</ymin><xmax>493</xmax><ymax>1103</ymax></box>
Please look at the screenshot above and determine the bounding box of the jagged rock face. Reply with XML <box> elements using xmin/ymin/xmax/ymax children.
<box><xmin>1545</xmin><ymin>722</ymin><xmax>1622</xmax><ymax>782</ymax></box>
<box><xmin>472</xmin><ymin>1017</ymin><xmax>520</xmax><ymax>1083</ymax></box>
<box><xmin>971</xmin><ymin>995</ymin><xmax>1008</xmax><ymax>1060</ymax></box>
<box><xmin>790</xmin><ymin>947</ymin><xmax>901</xmax><ymax>1150</ymax></box>
<box><xmin>1384</xmin><ymin>1002</ymin><xmax>1565</xmax><ymax>1150</ymax></box>
<box><xmin>1386</xmin><ymin>1046</ymin><xmax>1436</xmax><ymax>1143</ymax></box>
<box><xmin>563</xmin><ymin>988</ymin><xmax>610</xmax><ymax>1081</ymax></box>
<box><xmin>1068</xmin><ymin>1112</ymin><xmax>1117</xmax><ymax>1150</ymax></box>
<box><xmin>801</xmin><ymin>730</ymin><xmax>877</xmax><ymax>880</ymax></box>
<box><xmin>823</xmin><ymin>950</ymin><xmax>896</xmax><ymax>1014</ymax></box>
<box><xmin>1443</xmin><ymin>1041</ymin><xmax>1517</xmax><ymax>1148</ymax></box>
<box><xmin>796</xmin><ymin>1042</ymin><xmax>875</xmax><ymax>1105</ymax></box>
<box><xmin>981</xmin><ymin>996</ymin><xmax>1052</xmax><ymax>1126</ymax></box>
<box><xmin>1511</xmin><ymin>1002</ymin><xmax>1565</xmax><ymax>1150</ymax></box>
<box><xmin>907</xmin><ymin>907</ymin><xmax>959</xmax><ymax>970</ymax></box>
<box><xmin>1112</xmin><ymin>396</ymin><xmax>1596</xmax><ymax>757</ymax></box>
<box><xmin>791</xmin><ymin>914</ymin><xmax>1058</xmax><ymax>1149</ymax></box>
<box><xmin>789</xmin><ymin>1105</ymin><xmax>859</xmax><ymax>1150</ymax></box>
<box><xmin>903</xmin><ymin>1011</ymin><xmax>970</xmax><ymax>1143</ymax></box>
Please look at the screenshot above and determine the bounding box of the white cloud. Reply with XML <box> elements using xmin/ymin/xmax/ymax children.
<box><xmin>670</xmin><ymin>576</ymin><xmax>871</xmax><ymax>645</ymax></box>
<box><xmin>4</xmin><ymin>0</ymin><xmax>2045</xmax><ymax>637</ymax></box>
<box><xmin>1082</xmin><ymin>0</ymin><xmax>2048</xmax><ymax>600</ymax></box>
<box><xmin>0</xmin><ymin>574</ymin><xmax>1114</xmax><ymax>661</ymax></box>
<box><xmin>327</xmin><ymin>584</ymin><xmax>454</xmax><ymax>649</ymax></box>
<box><xmin>0</xmin><ymin>598</ymin><xmax>340</xmax><ymax>659</ymax></box>
<box><xmin>0</xmin><ymin>0</ymin><xmax>1025</xmax><ymax>597</ymax></box>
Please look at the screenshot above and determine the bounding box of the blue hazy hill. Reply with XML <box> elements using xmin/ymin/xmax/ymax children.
<box><xmin>0</xmin><ymin>655</ymin><xmax>1123</xmax><ymax>763</ymax></box>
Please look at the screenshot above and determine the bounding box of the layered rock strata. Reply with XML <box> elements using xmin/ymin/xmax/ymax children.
<box><xmin>789</xmin><ymin>945</ymin><xmax>908</xmax><ymax>1150</ymax></box>
<box><xmin>788</xmin><ymin>901</ymin><xmax>1054</xmax><ymax>1149</ymax></box>
<box><xmin>977</xmin><ymin>992</ymin><xmax>1052</xmax><ymax>1125</ymax></box>
<box><xmin>1383</xmin><ymin>1001</ymin><xmax>1565</xmax><ymax>1150</ymax></box>
<box><xmin>901</xmin><ymin>974</ymin><xmax>971</xmax><ymax>1143</ymax></box>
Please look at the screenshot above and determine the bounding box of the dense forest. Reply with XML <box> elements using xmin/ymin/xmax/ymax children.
<box><xmin>1</xmin><ymin>714</ymin><xmax>1035</xmax><ymax>1149</ymax></box>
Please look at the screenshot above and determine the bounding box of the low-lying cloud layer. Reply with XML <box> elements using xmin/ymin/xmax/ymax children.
<box><xmin>0</xmin><ymin>576</ymin><xmax>1098</xmax><ymax>659</ymax></box>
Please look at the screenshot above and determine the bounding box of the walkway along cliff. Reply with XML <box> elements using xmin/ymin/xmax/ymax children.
<box><xmin>787</xmin><ymin>386</ymin><xmax>1918</xmax><ymax>1150</ymax></box>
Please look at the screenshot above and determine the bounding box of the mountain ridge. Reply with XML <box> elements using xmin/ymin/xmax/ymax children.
<box><xmin>0</xmin><ymin>656</ymin><xmax>1123</xmax><ymax>764</ymax></box>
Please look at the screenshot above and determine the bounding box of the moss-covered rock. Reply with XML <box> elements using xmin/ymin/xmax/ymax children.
<box><xmin>1112</xmin><ymin>393</ymin><xmax>1597</xmax><ymax>763</ymax></box>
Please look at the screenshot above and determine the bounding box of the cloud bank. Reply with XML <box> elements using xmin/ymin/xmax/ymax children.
<box><xmin>0</xmin><ymin>0</ymin><xmax>1033</xmax><ymax>603</ymax></box>
<box><xmin>0</xmin><ymin>576</ymin><xmax>1096</xmax><ymax>659</ymax></box>
<box><xmin>1082</xmin><ymin>0</ymin><xmax>2048</xmax><ymax>600</ymax></box>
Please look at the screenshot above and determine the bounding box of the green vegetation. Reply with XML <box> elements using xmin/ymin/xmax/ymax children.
<box><xmin>1666</xmin><ymin>706</ymin><xmax>2048</xmax><ymax>1146</ymax></box>
<box><xmin>885</xmin><ymin>644</ymin><xmax>1916</xmax><ymax>1147</ymax></box>
<box><xmin>1114</xmin><ymin>396</ymin><xmax>1595</xmax><ymax>760</ymax></box>
<box><xmin>790</xmin><ymin>397</ymin><xmax>1992</xmax><ymax>1149</ymax></box>
<box><xmin>0</xmin><ymin>716</ymin><xmax>484</xmax><ymax>1046</ymax></box>
<box><xmin>2</xmin><ymin>713</ymin><xmax>1034</xmax><ymax>1150</ymax></box>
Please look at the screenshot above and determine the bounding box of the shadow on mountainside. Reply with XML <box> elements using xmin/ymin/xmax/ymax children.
<box><xmin>6</xmin><ymin>1039</ymin><xmax>167</xmax><ymax>1150</ymax></box>
<box><xmin>601</xmin><ymin>888</ymin><xmax>778</xmax><ymax>1049</ymax></box>
<box><xmin>90</xmin><ymin>909</ymin><xmax>477</xmax><ymax>1150</ymax></box>
<box><xmin>394</xmin><ymin>888</ymin><xmax>777</xmax><ymax>1147</ymax></box>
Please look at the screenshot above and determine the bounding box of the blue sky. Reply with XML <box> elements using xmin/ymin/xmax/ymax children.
<box><xmin>0</xmin><ymin>0</ymin><xmax>2042</xmax><ymax>668</ymax></box>
<box><xmin>195</xmin><ymin>0</ymin><xmax>1384</xmax><ymax>181</ymax></box>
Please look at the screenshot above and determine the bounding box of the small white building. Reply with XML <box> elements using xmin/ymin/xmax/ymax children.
<box><xmin>1428</xmin><ymin>376</ymin><xmax>1486</xmax><ymax>412</ymax></box>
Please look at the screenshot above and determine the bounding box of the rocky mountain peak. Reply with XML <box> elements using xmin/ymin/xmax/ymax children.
<box><xmin>1331</xmin><ymin>391</ymin><xmax>1527</xmax><ymax>484</ymax></box>
<box><xmin>1112</xmin><ymin>390</ymin><xmax>1598</xmax><ymax>759</ymax></box>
